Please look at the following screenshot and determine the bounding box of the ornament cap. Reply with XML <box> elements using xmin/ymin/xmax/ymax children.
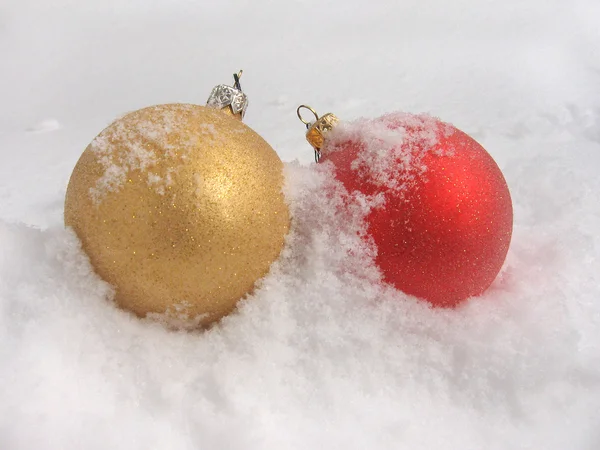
<box><xmin>207</xmin><ymin>70</ymin><xmax>249</xmax><ymax>120</ymax></box>
<box><xmin>297</xmin><ymin>105</ymin><xmax>339</xmax><ymax>162</ymax></box>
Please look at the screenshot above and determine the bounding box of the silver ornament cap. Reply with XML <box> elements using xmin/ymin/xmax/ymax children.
<box><xmin>206</xmin><ymin>70</ymin><xmax>249</xmax><ymax>119</ymax></box>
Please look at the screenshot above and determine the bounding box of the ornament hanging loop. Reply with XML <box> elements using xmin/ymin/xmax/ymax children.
<box><xmin>297</xmin><ymin>105</ymin><xmax>320</xmax><ymax>129</ymax></box>
<box><xmin>233</xmin><ymin>70</ymin><xmax>243</xmax><ymax>90</ymax></box>
<box><xmin>297</xmin><ymin>104</ymin><xmax>340</xmax><ymax>163</ymax></box>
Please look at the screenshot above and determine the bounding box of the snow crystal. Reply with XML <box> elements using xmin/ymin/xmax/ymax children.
<box><xmin>327</xmin><ymin>112</ymin><xmax>455</xmax><ymax>193</ymax></box>
<box><xmin>146</xmin><ymin>301</ymin><xmax>209</xmax><ymax>330</ymax></box>
<box><xmin>88</xmin><ymin>104</ymin><xmax>210</xmax><ymax>204</ymax></box>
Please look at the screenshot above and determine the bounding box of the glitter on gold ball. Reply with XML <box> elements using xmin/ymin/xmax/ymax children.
<box><xmin>64</xmin><ymin>103</ymin><xmax>290</xmax><ymax>327</ymax></box>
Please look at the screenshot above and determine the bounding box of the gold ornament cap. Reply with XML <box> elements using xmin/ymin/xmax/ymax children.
<box><xmin>206</xmin><ymin>70</ymin><xmax>249</xmax><ymax>120</ymax></box>
<box><xmin>297</xmin><ymin>105</ymin><xmax>339</xmax><ymax>162</ymax></box>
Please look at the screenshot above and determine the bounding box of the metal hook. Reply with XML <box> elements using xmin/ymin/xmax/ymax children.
<box><xmin>314</xmin><ymin>149</ymin><xmax>322</xmax><ymax>163</ymax></box>
<box><xmin>297</xmin><ymin>105</ymin><xmax>319</xmax><ymax>129</ymax></box>
<box><xmin>233</xmin><ymin>70</ymin><xmax>243</xmax><ymax>91</ymax></box>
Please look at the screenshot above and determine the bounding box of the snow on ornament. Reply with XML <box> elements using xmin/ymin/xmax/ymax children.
<box><xmin>63</xmin><ymin>72</ymin><xmax>290</xmax><ymax>328</ymax></box>
<box><xmin>297</xmin><ymin>105</ymin><xmax>513</xmax><ymax>307</ymax></box>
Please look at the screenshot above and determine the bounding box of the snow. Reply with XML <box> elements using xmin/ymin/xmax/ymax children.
<box><xmin>328</xmin><ymin>112</ymin><xmax>453</xmax><ymax>192</ymax></box>
<box><xmin>88</xmin><ymin>104</ymin><xmax>219</xmax><ymax>202</ymax></box>
<box><xmin>1</xmin><ymin>0</ymin><xmax>600</xmax><ymax>449</ymax></box>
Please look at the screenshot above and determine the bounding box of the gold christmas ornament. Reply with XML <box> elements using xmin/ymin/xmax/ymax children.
<box><xmin>65</xmin><ymin>72</ymin><xmax>289</xmax><ymax>327</ymax></box>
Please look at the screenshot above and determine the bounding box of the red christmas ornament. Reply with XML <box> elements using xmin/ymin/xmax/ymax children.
<box><xmin>297</xmin><ymin>106</ymin><xmax>513</xmax><ymax>307</ymax></box>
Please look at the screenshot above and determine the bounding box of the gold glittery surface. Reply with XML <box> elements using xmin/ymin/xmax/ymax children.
<box><xmin>64</xmin><ymin>104</ymin><xmax>290</xmax><ymax>327</ymax></box>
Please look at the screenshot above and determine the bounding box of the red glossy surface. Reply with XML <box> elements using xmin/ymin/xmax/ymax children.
<box><xmin>322</xmin><ymin>117</ymin><xmax>513</xmax><ymax>307</ymax></box>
